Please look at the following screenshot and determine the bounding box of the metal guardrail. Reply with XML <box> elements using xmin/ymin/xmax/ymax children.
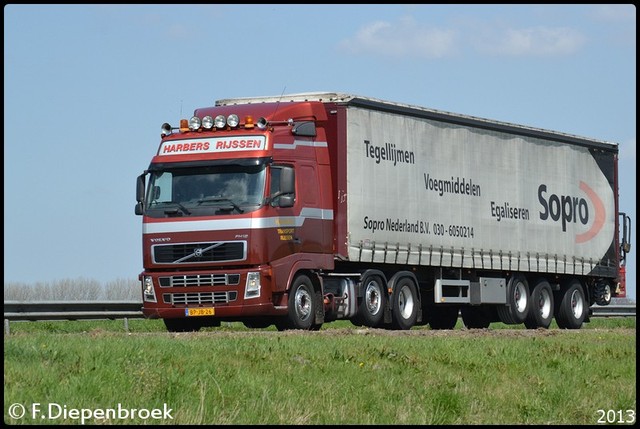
<box><xmin>590</xmin><ymin>304</ymin><xmax>637</xmax><ymax>317</ymax></box>
<box><xmin>3</xmin><ymin>300</ymin><xmax>144</xmax><ymax>321</ymax></box>
<box><xmin>3</xmin><ymin>301</ymin><xmax>144</xmax><ymax>334</ymax></box>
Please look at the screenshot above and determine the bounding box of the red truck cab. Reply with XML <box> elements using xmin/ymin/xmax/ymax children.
<box><xmin>136</xmin><ymin>100</ymin><xmax>334</xmax><ymax>331</ymax></box>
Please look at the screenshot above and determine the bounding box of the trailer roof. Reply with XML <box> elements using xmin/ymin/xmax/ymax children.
<box><xmin>215</xmin><ymin>92</ymin><xmax>618</xmax><ymax>151</ymax></box>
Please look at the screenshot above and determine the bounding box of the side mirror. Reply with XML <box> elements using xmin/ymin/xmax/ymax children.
<box><xmin>136</xmin><ymin>173</ymin><xmax>146</xmax><ymax>203</ymax></box>
<box><xmin>279</xmin><ymin>195</ymin><xmax>295</xmax><ymax>208</ymax></box>
<box><xmin>135</xmin><ymin>173</ymin><xmax>146</xmax><ymax>215</ymax></box>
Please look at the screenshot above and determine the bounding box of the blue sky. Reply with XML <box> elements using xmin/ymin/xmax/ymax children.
<box><xmin>4</xmin><ymin>4</ymin><xmax>636</xmax><ymax>299</ymax></box>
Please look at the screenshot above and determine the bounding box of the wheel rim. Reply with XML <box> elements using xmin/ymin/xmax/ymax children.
<box><xmin>538</xmin><ymin>288</ymin><xmax>552</xmax><ymax>319</ymax></box>
<box><xmin>603</xmin><ymin>284</ymin><xmax>612</xmax><ymax>303</ymax></box>
<box><xmin>569</xmin><ymin>289</ymin><xmax>584</xmax><ymax>318</ymax></box>
<box><xmin>397</xmin><ymin>285</ymin><xmax>415</xmax><ymax>319</ymax></box>
<box><xmin>294</xmin><ymin>287</ymin><xmax>312</xmax><ymax>321</ymax></box>
<box><xmin>514</xmin><ymin>281</ymin><xmax>528</xmax><ymax>313</ymax></box>
<box><xmin>364</xmin><ymin>280</ymin><xmax>382</xmax><ymax>315</ymax></box>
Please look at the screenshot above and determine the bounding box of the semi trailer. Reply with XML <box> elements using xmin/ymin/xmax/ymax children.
<box><xmin>135</xmin><ymin>92</ymin><xmax>631</xmax><ymax>331</ymax></box>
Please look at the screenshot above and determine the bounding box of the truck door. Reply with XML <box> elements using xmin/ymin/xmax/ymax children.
<box><xmin>269</xmin><ymin>163</ymin><xmax>326</xmax><ymax>255</ymax></box>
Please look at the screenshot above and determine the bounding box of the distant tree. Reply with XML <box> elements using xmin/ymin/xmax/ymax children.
<box><xmin>4</xmin><ymin>278</ymin><xmax>141</xmax><ymax>301</ymax></box>
<box><xmin>104</xmin><ymin>277</ymin><xmax>140</xmax><ymax>300</ymax></box>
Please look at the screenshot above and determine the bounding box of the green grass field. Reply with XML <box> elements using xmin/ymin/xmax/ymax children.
<box><xmin>4</xmin><ymin>318</ymin><xmax>636</xmax><ymax>425</ymax></box>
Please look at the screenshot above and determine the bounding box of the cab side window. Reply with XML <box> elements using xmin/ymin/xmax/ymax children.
<box><xmin>270</xmin><ymin>165</ymin><xmax>295</xmax><ymax>207</ymax></box>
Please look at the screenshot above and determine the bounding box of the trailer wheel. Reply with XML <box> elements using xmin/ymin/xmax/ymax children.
<box><xmin>461</xmin><ymin>306</ymin><xmax>491</xmax><ymax>329</ymax></box>
<box><xmin>497</xmin><ymin>274</ymin><xmax>530</xmax><ymax>325</ymax></box>
<box><xmin>391</xmin><ymin>277</ymin><xmax>418</xmax><ymax>330</ymax></box>
<box><xmin>356</xmin><ymin>274</ymin><xmax>387</xmax><ymax>327</ymax></box>
<box><xmin>524</xmin><ymin>279</ymin><xmax>554</xmax><ymax>329</ymax></box>
<box><xmin>283</xmin><ymin>274</ymin><xmax>317</xmax><ymax>330</ymax></box>
<box><xmin>555</xmin><ymin>280</ymin><xmax>586</xmax><ymax>329</ymax></box>
<box><xmin>428</xmin><ymin>305</ymin><xmax>459</xmax><ymax>330</ymax></box>
<box><xmin>163</xmin><ymin>318</ymin><xmax>202</xmax><ymax>332</ymax></box>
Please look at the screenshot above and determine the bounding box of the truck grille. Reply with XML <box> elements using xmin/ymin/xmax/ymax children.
<box><xmin>152</xmin><ymin>241</ymin><xmax>246</xmax><ymax>264</ymax></box>
<box><xmin>163</xmin><ymin>291</ymin><xmax>238</xmax><ymax>305</ymax></box>
<box><xmin>159</xmin><ymin>274</ymin><xmax>241</xmax><ymax>287</ymax></box>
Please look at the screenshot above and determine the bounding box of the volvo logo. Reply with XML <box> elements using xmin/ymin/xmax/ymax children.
<box><xmin>194</xmin><ymin>248</ymin><xmax>203</xmax><ymax>257</ymax></box>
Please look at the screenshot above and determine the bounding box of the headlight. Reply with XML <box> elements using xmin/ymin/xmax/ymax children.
<box><xmin>227</xmin><ymin>114</ymin><xmax>239</xmax><ymax>128</ymax></box>
<box><xmin>244</xmin><ymin>272</ymin><xmax>261</xmax><ymax>299</ymax></box>
<box><xmin>214</xmin><ymin>115</ymin><xmax>226</xmax><ymax>129</ymax></box>
<box><xmin>189</xmin><ymin>116</ymin><xmax>202</xmax><ymax>131</ymax></box>
<box><xmin>142</xmin><ymin>276</ymin><xmax>157</xmax><ymax>303</ymax></box>
<box><xmin>202</xmin><ymin>115</ymin><xmax>214</xmax><ymax>130</ymax></box>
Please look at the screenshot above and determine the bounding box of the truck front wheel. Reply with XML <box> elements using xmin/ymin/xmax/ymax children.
<box><xmin>281</xmin><ymin>274</ymin><xmax>318</xmax><ymax>330</ymax></box>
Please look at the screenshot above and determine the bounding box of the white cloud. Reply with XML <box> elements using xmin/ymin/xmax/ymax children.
<box><xmin>338</xmin><ymin>16</ymin><xmax>457</xmax><ymax>59</ymax></box>
<box><xmin>340</xmin><ymin>13</ymin><xmax>591</xmax><ymax>60</ymax></box>
<box><xmin>474</xmin><ymin>26</ymin><xmax>586</xmax><ymax>57</ymax></box>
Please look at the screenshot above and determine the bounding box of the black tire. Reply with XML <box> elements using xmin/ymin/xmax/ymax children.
<box><xmin>163</xmin><ymin>318</ymin><xmax>201</xmax><ymax>332</ymax></box>
<box><xmin>356</xmin><ymin>274</ymin><xmax>387</xmax><ymax>327</ymax></box>
<box><xmin>461</xmin><ymin>306</ymin><xmax>492</xmax><ymax>329</ymax></box>
<box><xmin>391</xmin><ymin>277</ymin><xmax>419</xmax><ymax>330</ymax></box>
<box><xmin>274</xmin><ymin>318</ymin><xmax>289</xmax><ymax>331</ymax></box>
<box><xmin>242</xmin><ymin>317</ymin><xmax>273</xmax><ymax>329</ymax></box>
<box><xmin>497</xmin><ymin>274</ymin><xmax>530</xmax><ymax>325</ymax></box>
<box><xmin>524</xmin><ymin>279</ymin><xmax>554</xmax><ymax>329</ymax></box>
<box><xmin>284</xmin><ymin>274</ymin><xmax>318</xmax><ymax>330</ymax></box>
<box><xmin>555</xmin><ymin>279</ymin><xmax>587</xmax><ymax>329</ymax></box>
<box><xmin>592</xmin><ymin>281</ymin><xmax>612</xmax><ymax>306</ymax></box>
<box><xmin>310</xmin><ymin>289</ymin><xmax>324</xmax><ymax>331</ymax></box>
<box><xmin>428</xmin><ymin>305</ymin><xmax>459</xmax><ymax>330</ymax></box>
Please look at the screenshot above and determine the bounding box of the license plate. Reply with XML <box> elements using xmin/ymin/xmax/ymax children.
<box><xmin>185</xmin><ymin>308</ymin><xmax>215</xmax><ymax>317</ymax></box>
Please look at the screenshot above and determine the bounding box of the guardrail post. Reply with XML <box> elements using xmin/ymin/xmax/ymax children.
<box><xmin>4</xmin><ymin>319</ymin><xmax>9</xmax><ymax>335</ymax></box>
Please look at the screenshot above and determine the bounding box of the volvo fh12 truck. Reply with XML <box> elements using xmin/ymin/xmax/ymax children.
<box><xmin>135</xmin><ymin>92</ymin><xmax>631</xmax><ymax>331</ymax></box>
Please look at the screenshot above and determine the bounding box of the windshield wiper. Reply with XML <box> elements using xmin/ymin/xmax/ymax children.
<box><xmin>158</xmin><ymin>201</ymin><xmax>191</xmax><ymax>215</ymax></box>
<box><xmin>197</xmin><ymin>197</ymin><xmax>244</xmax><ymax>214</ymax></box>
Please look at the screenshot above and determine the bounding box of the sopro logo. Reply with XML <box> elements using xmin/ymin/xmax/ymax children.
<box><xmin>538</xmin><ymin>182</ymin><xmax>605</xmax><ymax>243</ymax></box>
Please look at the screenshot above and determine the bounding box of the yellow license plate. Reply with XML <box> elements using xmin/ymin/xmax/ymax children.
<box><xmin>185</xmin><ymin>308</ymin><xmax>215</xmax><ymax>317</ymax></box>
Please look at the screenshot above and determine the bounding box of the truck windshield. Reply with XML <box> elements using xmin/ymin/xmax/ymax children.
<box><xmin>144</xmin><ymin>164</ymin><xmax>266</xmax><ymax>217</ymax></box>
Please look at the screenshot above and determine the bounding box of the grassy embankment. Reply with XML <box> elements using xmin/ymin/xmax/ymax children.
<box><xmin>4</xmin><ymin>318</ymin><xmax>636</xmax><ymax>425</ymax></box>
